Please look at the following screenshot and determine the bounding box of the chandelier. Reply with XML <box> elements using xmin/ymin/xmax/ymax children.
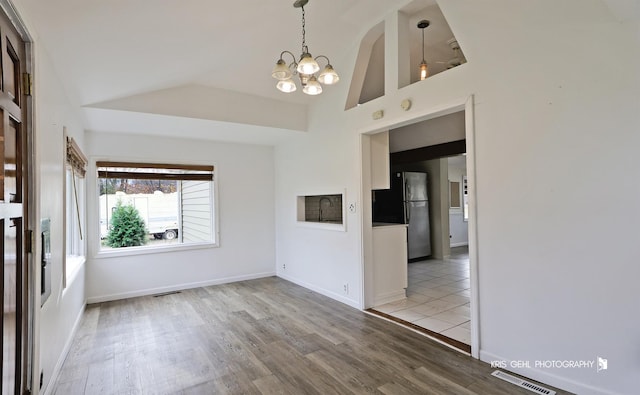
<box><xmin>271</xmin><ymin>0</ymin><xmax>339</xmax><ymax>95</ymax></box>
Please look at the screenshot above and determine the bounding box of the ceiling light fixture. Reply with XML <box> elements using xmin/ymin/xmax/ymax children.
<box><xmin>446</xmin><ymin>38</ymin><xmax>466</xmax><ymax>69</ymax></box>
<box><xmin>272</xmin><ymin>0</ymin><xmax>339</xmax><ymax>95</ymax></box>
<box><xmin>417</xmin><ymin>19</ymin><xmax>430</xmax><ymax>81</ymax></box>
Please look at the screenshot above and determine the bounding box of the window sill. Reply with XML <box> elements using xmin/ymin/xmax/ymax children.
<box><xmin>65</xmin><ymin>255</ymin><xmax>85</xmax><ymax>287</ymax></box>
<box><xmin>296</xmin><ymin>221</ymin><xmax>346</xmax><ymax>232</ymax></box>
<box><xmin>94</xmin><ymin>241</ymin><xmax>218</xmax><ymax>259</ymax></box>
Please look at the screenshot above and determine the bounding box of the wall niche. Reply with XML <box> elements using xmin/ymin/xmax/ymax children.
<box><xmin>296</xmin><ymin>192</ymin><xmax>346</xmax><ymax>231</ymax></box>
<box><xmin>345</xmin><ymin>1</ymin><xmax>467</xmax><ymax>109</ymax></box>
<box><xmin>402</xmin><ymin>0</ymin><xmax>467</xmax><ymax>87</ymax></box>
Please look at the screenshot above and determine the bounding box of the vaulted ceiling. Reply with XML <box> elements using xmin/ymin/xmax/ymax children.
<box><xmin>18</xmin><ymin>0</ymin><xmax>413</xmax><ymax>142</ymax></box>
<box><xmin>22</xmin><ymin>0</ymin><xmax>411</xmax><ymax>106</ymax></box>
<box><xmin>17</xmin><ymin>0</ymin><xmax>637</xmax><ymax>143</ymax></box>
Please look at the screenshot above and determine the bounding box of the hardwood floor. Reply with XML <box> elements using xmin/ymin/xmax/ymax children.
<box><xmin>53</xmin><ymin>277</ymin><xmax>570</xmax><ymax>394</ymax></box>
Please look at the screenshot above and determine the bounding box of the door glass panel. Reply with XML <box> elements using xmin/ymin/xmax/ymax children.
<box><xmin>0</xmin><ymin>29</ymin><xmax>3</xmax><ymax>92</ymax></box>
<box><xmin>2</xmin><ymin>217</ymin><xmax>17</xmax><ymax>395</ymax></box>
<box><xmin>5</xmin><ymin>41</ymin><xmax>19</xmax><ymax>102</ymax></box>
<box><xmin>0</xmin><ymin>110</ymin><xmax>4</xmax><ymax>202</ymax></box>
<box><xmin>5</xmin><ymin>119</ymin><xmax>18</xmax><ymax>203</ymax></box>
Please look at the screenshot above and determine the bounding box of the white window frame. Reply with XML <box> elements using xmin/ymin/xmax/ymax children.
<box><xmin>94</xmin><ymin>161</ymin><xmax>218</xmax><ymax>258</ymax></box>
<box><xmin>63</xmin><ymin>134</ymin><xmax>87</xmax><ymax>288</ymax></box>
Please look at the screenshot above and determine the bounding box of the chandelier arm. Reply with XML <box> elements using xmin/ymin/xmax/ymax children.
<box><xmin>314</xmin><ymin>55</ymin><xmax>331</xmax><ymax>67</ymax></box>
<box><xmin>280</xmin><ymin>50</ymin><xmax>298</xmax><ymax>64</ymax></box>
<box><xmin>280</xmin><ymin>50</ymin><xmax>299</xmax><ymax>72</ymax></box>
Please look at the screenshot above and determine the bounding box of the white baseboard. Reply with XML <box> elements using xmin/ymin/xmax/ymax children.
<box><xmin>480</xmin><ymin>350</ymin><xmax>620</xmax><ymax>395</ymax></box>
<box><xmin>277</xmin><ymin>272</ymin><xmax>361</xmax><ymax>309</ymax></box>
<box><xmin>450</xmin><ymin>242</ymin><xmax>469</xmax><ymax>247</ymax></box>
<box><xmin>86</xmin><ymin>271</ymin><xmax>276</xmax><ymax>304</ymax></box>
<box><xmin>42</xmin><ymin>303</ymin><xmax>86</xmax><ymax>395</ymax></box>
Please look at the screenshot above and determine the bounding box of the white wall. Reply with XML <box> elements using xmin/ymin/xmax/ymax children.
<box><xmin>275</xmin><ymin>1</ymin><xmax>640</xmax><ymax>394</ymax></box>
<box><xmin>32</xmin><ymin>39</ymin><xmax>87</xmax><ymax>395</ymax></box>
<box><xmin>389</xmin><ymin>111</ymin><xmax>465</xmax><ymax>153</ymax></box>
<box><xmin>84</xmin><ymin>132</ymin><xmax>275</xmax><ymax>302</ymax></box>
<box><xmin>274</xmin><ymin>101</ymin><xmax>362</xmax><ymax>307</ymax></box>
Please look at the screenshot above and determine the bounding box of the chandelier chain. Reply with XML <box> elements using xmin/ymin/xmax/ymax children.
<box><xmin>301</xmin><ymin>6</ymin><xmax>307</xmax><ymax>54</ymax></box>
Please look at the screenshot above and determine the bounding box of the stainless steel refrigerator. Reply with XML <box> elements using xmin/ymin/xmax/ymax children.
<box><xmin>373</xmin><ymin>171</ymin><xmax>432</xmax><ymax>260</ymax></box>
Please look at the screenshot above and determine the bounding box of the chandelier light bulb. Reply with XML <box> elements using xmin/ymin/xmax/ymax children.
<box><xmin>302</xmin><ymin>76</ymin><xmax>322</xmax><ymax>95</ymax></box>
<box><xmin>297</xmin><ymin>53</ymin><xmax>320</xmax><ymax>75</ymax></box>
<box><xmin>272</xmin><ymin>59</ymin><xmax>292</xmax><ymax>80</ymax></box>
<box><xmin>277</xmin><ymin>78</ymin><xmax>297</xmax><ymax>93</ymax></box>
<box><xmin>420</xmin><ymin>61</ymin><xmax>428</xmax><ymax>81</ymax></box>
<box><xmin>318</xmin><ymin>64</ymin><xmax>339</xmax><ymax>85</ymax></box>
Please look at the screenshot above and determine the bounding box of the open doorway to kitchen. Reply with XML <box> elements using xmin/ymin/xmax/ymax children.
<box><xmin>361</xmin><ymin>100</ymin><xmax>478</xmax><ymax>356</ymax></box>
<box><xmin>376</xmin><ymin>152</ymin><xmax>471</xmax><ymax>351</ymax></box>
<box><xmin>376</xmin><ymin>148</ymin><xmax>471</xmax><ymax>351</ymax></box>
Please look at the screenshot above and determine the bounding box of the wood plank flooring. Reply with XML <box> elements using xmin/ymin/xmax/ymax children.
<box><xmin>53</xmin><ymin>277</ymin><xmax>571</xmax><ymax>394</ymax></box>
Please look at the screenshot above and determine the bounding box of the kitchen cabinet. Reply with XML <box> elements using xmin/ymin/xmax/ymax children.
<box><xmin>372</xmin><ymin>223</ymin><xmax>408</xmax><ymax>306</ymax></box>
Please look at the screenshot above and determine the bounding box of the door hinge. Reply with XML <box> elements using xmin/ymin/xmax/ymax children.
<box><xmin>25</xmin><ymin>229</ymin><xmax>34</xmax><ymax>253</ymax></box>
<box><xmin>22</xmin><ymin>73</ymin><xmax>33</xmax><ymax>96</ymax></box>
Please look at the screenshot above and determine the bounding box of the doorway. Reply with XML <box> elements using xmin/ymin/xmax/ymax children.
<box><xmin>360</xmin><ymin>97</ymin><xmax>479</xmax><ymax>357</ymax></box>
<box><xmin>0</xmin><ymin>4</ymin><xmax>33</xmax><ymax>394</ymax></box>
<box><xmin>392</xmin><ymin>153</ymin><xmax>471</xmax><ymax>350</ymax></box>
<box><xmin>377</xmin><ymin>152</ymin><xmax>471</xmax><ymax>351</ymax></box>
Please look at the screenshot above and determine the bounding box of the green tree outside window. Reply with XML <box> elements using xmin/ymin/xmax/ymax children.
<box><xmin>106</xmin><ymin>202</ymin><xmax>148</xmax><ymax>248</ymax></box>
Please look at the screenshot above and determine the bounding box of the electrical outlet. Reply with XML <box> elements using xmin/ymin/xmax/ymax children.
<box><xmin>343</xmin><ymin>283</ymin><xmax>349</xmax><ymax>294</ymax></box>
<box><xmin>348</xmin><ymin>202</ymin><xmax>356</xmax><ymax>213</ymax></box>
<box><xmin>282</xmin><ymin>263</ymin><xmax>286</xmax><ymax>270</ymax></box>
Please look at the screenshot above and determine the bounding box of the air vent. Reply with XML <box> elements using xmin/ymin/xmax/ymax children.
<box><xmin>491</xmin><ymin>370</ymin><xmax>556</xmax><ymax>395</ymax></box>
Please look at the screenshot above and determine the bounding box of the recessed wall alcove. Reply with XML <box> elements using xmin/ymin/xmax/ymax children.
<box><xmin>345</xmin><ymin>0</ymin><xmax>467</xmax><ymax>110</ymax></box>
<box><xmin>402</xmin><ymin>0</ymin><xmax>466</xmax><ymax>87</ymax></box>
<box><xmin>345</xmin><ymin>22</ymin><xmax>385</xmax><ymax>110</ymax></box>
<box><xmin>296</xmin><ymin>192</ymin><xmax>346</xmax><ymax>231</ymax></box>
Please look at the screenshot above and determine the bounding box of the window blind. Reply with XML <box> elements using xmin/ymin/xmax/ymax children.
<box><xmin>66</xmin><ymin>136</ymin><xmax>87</xmax><ymax>177</ymax></box>
<box><xmin>66</xmin><ymin>136</ymin><xmax>87</xmax><ymax>241</ymax></box>
<box><xmin>96</xmin><ymin>161</ymin><xmax>214</xmax><ymax>181</ymax></box>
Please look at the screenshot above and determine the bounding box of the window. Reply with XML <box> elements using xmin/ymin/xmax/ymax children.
<box><xmin>64</xmin><ymin>135</ymin><xmax>87</xmax><ymax>286</ymax></box>
<box><xmin>96</xmin><ymin>162</ymin><xmax>215</xmax><ymax>251</ymax></box>
<box><xmin>449</xmin><ymin>181</ymin><xmax>461</xmax><ymax>208</ymax></box>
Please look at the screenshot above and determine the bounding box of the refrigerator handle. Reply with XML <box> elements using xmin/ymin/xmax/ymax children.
<box><xmin>405</xmin><ymin>181</ymin><xmax>410</xmax><ymax>201</ymax></box>
<box><xmin>405</xmin><ymin>203</ymin><xmax>410</xmax><ymax>223</ymax></box>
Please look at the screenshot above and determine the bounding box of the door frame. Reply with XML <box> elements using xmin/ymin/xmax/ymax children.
<box><xmin>0</xmin><ymin>0</ymin><xmax>36</xmax><ymax>391</ymax></box>
<box><xmin>359</xmin><ymin>95</ymin><xmax>480</xmax><ymax>358</ymax></box>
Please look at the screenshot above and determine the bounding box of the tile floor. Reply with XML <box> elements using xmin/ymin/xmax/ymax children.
<box><xmin>374</xmin><ymin>246</ymin><xmax>471</xmax><ymax>345</ymax></box>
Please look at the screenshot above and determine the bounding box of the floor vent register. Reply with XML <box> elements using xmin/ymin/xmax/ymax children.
<box><xmin>491</xmin><ymin>370</ymin><xmax>556</xmax><ymax>395</ymax></box>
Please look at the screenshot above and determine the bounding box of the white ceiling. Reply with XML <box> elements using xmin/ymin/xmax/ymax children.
<box><xmin>16</xmin><ymin>0</ymin><xmax>476</xmax><ymax>144</ymax></box>
<box><xmin>20</xmin><ymin>0</ymin><xmax>405</xmax><ymax>107</ymax></box>
<box><xmin>14</xmin><ymin>0</ymin><xmax>638</xmax><ymax>144</ymax></box>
